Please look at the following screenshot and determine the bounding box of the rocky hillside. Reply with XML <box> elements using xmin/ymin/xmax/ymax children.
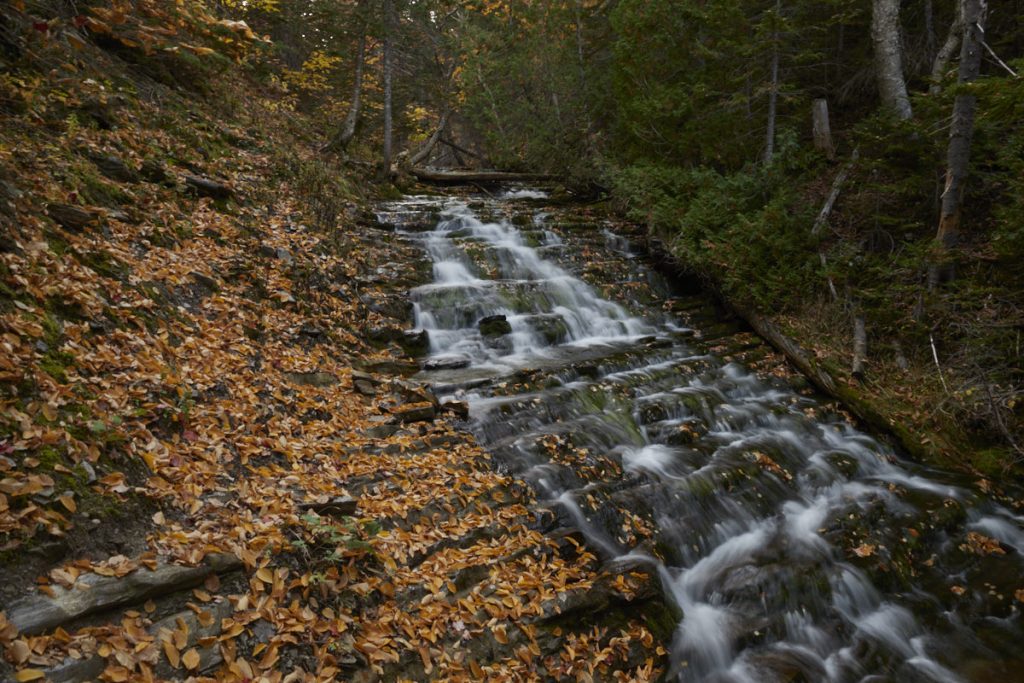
<box><xmin>0</xmin><ymin>4</ymin><xmax>666</xmax><ymax>681</ymax></box>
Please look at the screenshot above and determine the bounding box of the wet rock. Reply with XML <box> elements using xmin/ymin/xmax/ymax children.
<box><xmin>298</xmin><ymin>495</ymin><xmax>358</xmax><ymax>517</ymax></box>
<box><xmin>478</xmin><ymin>314</ymin><xmax>512</xmax><ymax>337</ymax></box>
<box><xmin>184</xmin><ymin>174</ymin><xmax>234</xmax><ymax>200</ymax></box>
<box><xmin>422</xmin><ymin>356</ymin><xmax>471</xmax><ymax>371</ymax></box>
<box><xmin>532</xmin><ymin>315</ymin><xmax>570</xmax><ymax>345</ymax></box>
<box><xmin>441</xmin><ymin>400</ymin><xmax>470</xmax><ymax>419</ymax></box>
<box><xmin>391</xmin><ymin>402</ymin><xmax>436</xmax><ymax>424</ymax></box>
<box><xmin>47</xmin><ymin>203</ymin><xmax>100</xmax><ymax>231</ymax></box>
<box><xmin>400</xmin><ymin>329</ymin><xmax>430</xmax><ymax>357</ymax></box>
<box><xmin>283</xmin><ymin>371</ymin><xmax>338</xmax><ymax>387</ymax></box>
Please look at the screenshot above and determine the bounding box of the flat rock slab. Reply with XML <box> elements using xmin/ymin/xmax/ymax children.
<box><xmin>422</xmin><ymin>356</ymin><xmax>471</xmax><ymax>371</ymax></box>
<box><xmin>298</xmin><ymin>495</ymin><xmax>358</xmax><ymax>517</ymax></box>
<box><xmin>47</xmin><ymin>203</ymin><xmax>100</xmax><ymax>232</ymax></box>
<box><xmin>359</xmin><ymin>359</ymin><xmax>421</xmax><ymax>376</ymax></box>
<box><xmin>7</xmin><ymin>553</ymin><xmax>241</xmax><ymax>636</ymax></box>
<box><xmin>390</xmin><ymin>402</ymin><xmax>436</xmax><ymax>424</ymax></box>
<box><xmin>283</xmin><ymin>371</ymin><xmax>338</xmax><ymax>387</ymax></box>
<box><xmin>184</xmin><ymin>174</ymin><xmax>234</xmax><ymax>200</ymax></box>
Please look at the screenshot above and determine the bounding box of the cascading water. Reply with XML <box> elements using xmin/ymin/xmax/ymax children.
<box><xmin>377</xmin><ymin>191</ymin><xmax>1024</xmax><ymax>683</ymax></box>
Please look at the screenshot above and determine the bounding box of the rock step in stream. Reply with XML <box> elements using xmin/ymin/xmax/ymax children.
<box><xmin>379</xmin><ymin>189</ymin><xmax>1024</xmax><ymax>683</ymax></box>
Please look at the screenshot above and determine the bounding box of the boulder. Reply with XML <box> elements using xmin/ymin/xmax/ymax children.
<box><xmin>400</xmin><ymin>329</ymin><xmax>430</xmax><ymax>357</ymax></box>
<box><xmin>478</xmin><ymin>314</ymin><xmax>512</xmax><ymax>337</ymax></box>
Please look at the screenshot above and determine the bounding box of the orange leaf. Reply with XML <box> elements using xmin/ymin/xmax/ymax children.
<box><xmin>182</xmin><ymin>647</ymin><xmax>201</xmax><ymax>670</ymax></box>
<box><xmin>58</xmin><ymin>495</ymin><xmax>76</xmax><ymax>513</ymax></box>
<box><xmin>162</xmin><ymin>639</ymin><xmax>180</xmax><ymax>668</ymax></box>
<box><xmin>255</xmin><ymin>567</ymin><xmax>274</xmax><ymax>583</ymax></box>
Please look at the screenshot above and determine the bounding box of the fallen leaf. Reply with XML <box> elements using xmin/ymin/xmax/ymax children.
<box><xmin>182</xmin><ymin>647</ymin><xmax>201</xmax><ymax>670</ymax></box>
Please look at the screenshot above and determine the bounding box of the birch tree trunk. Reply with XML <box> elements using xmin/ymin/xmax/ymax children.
<box><xmin>929</xmin><ymin>3</ymin><xmax>963</xmax><ymax>94</ymax></box>
<box><xmin>324</xmin><ymin>28</ymin><xmax>367</xmax><ymax>153</ymax></box>
<box><xmin>381</xmin><ymin>0</ymin><xmax>395</xmax><ymax>174</ymax></box>
<box><xmin>764</xmin><ymin>0</ymin><xmax>781</xmax><ymax>165</ymax></box>
<box><xmin>871</xmin><ymin>0</ymin><xmax>913</xmax><ymax>120</ymax></box>
<box><xmin>934</xmin><ymin>0</ymin><xmax>987</xmax><ymax>256</ymax></box>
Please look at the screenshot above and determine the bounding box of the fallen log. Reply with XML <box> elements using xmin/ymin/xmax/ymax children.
<box><xmin>410</xmin><ymin>167</ymin><xmax>556</xmax><ymax>184</ymax></box>
<box><xmin>852</xmin><ymin>315</ymin><xmax>868</xmax><ymax>379</ymax></box>
<box><xmin>6</xmin><ymin>553</ymin><xmax>241</xmax><ymax>636</ymax></box>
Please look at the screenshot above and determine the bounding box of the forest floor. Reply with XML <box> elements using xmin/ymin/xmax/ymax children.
<box><xmin>0</xmin><ymin>21</ymin><xmax>667</xmax><ymax>683</ymax></box>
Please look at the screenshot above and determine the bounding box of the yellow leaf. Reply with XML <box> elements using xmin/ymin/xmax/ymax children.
<box><xmin>182</xmin><ymin>647</ymin><xmax>201</xmax><ymax>670</ymax></box>
<box><xmin>256</xmin><ymin>567</ymin><xmax>274</xmax><ymax>583</ymax></box>
<box><xmin>162</xmin><ymin>639</ymin><xmax>180</xmax><ymax>668</ymax></box>
<box><xmin>58</xmin><ymin>495</ymin><xmax>76</xmax><ymax>513</ymax></box>
<box><xmin>493</xmin><ymin>624</ymin><xmax>508</xmax><ymax>644</ymax></box>
<box><xmin>13</xmin><ymin>669</ymin><xmax>45</xmax><ymax>681</ymax></box>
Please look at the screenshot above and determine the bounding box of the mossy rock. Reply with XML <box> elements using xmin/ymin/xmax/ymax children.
<box><xmin>479</xmin><ymin>315</ymin><xmax>512</xmax><ymax>337</ymax></box>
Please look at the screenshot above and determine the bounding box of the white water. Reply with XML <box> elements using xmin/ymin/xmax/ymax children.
<box><xmin>380</xmin><ymin>194</ymin><xmax>1024</xmax><ymax>683</ymax></box>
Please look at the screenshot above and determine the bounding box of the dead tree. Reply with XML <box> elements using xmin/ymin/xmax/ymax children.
<box><xmin>931</xmin><ymin>0</ymin><xmax>987</xmax><ymax>286</ymax></box>
<box><xmin>871</xmin><ymin>0</ymin><xmax>913</xmax><ymax>119</ymax></box>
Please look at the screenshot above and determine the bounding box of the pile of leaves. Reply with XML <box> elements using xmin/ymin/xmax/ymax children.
<box><xmin>0</xmin><ymin>3</ymin><xmax>665</xmax><ymax>681</ymax></box>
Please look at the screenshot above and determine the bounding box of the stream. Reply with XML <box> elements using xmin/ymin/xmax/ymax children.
<box><xmin>376</xmin><ymin>190</ymin><xmax>1024</xmax><ymax>683</ymax></box>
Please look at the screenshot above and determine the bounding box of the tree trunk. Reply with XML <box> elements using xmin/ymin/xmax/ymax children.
<box><xmin>812</xmin><ymin>98</ymin><xmax>835</xmax><ymax>159</ymax></box>
<box><xmin>381</xmin><ymin>0</ymin><xmax>395</xmax><ymax>174</ymax></box>
<box><xmin>929</xmin><ymin>3</ymin><xmax>963</xmax><ymax>94</ymax></box>
<box><xmin>852</xmin><ymin>315</ymin><xmax>868</xmax><ymax>379</ymax></box>
<box><xmin>871</xmin><ymin>0</ymin><xmax>913</xmax><ymax>120</ymax></box>
<box><xmin>932</xmin><ymin>0</ymin><xmax>987</xmax><ymax>283</ymax></box>
<box><xmin>764</xmin><ymin>0</ymin><xmax>781</xmax><ymax>164</ymax></box>
<box><xmin>324</xmin><ymin>28</ymin><xmax>367</xmax><ymax>153</ymax></box>
<box><xmin>409</xmin><ymin>108</ymin><xmax>451</xmax><ymax>167</ymax></box>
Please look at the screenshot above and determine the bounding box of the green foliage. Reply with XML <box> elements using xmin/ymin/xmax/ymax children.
<box><xmin>612</xmin><ymin>132</ymin><xmax>818</xmax><ymax>307</ymax></box>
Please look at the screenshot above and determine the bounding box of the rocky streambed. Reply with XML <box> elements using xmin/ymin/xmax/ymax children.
<box><xmin>378</xmin><ymin>188</ymin><xmax>1024</xmax><ymax>683</ymax></box>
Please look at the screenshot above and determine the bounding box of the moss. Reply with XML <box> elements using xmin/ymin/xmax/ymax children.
<box><xmin>68</xmin><ymin>160</ymin><xmax>131</xmax><ymax>207</ymax></box>
<box><xmin>74</xmin><ymin>248</ymin><xmax>130</xmax><ymax>280</ymax></box>
<box><xmin>972</xmin><ymin>448</ymin><xmax>1012</xmax><ymax>476</ymax></box>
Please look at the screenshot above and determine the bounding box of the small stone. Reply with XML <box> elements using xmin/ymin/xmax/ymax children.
<box><xmin>353</xmin><ymin>379</ymin><xmax>377</xmax><ymax>396</ymax></box>
<box><xmin>189</xmin><ymin>271</ymin><xmax>220</xmax><ymax>292</ymax></box>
